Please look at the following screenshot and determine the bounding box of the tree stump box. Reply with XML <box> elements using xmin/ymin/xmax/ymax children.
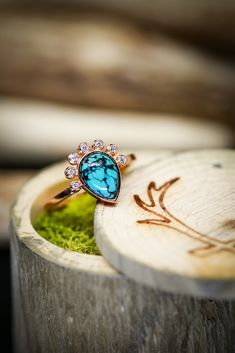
<box><xmin>11</xmin><ymin>150</ymin><xmax>235</xmax><ymax>353</ymax></box>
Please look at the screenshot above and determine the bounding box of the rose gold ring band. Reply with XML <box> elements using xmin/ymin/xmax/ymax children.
<box><xmin>45</xmin><ymin>152</ymin><xmax>136</xmax><ymax>208</ymax></box>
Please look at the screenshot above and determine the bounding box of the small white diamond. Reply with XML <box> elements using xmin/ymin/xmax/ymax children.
<box><xmin>78</xmin><ymin>142</ymin><xmax>89</xmax><ymax>153</ymax></box>
<box><xmin>107</xmin><ymin>144</ymin><xmax>118</xmax><ymax>155</ymax></box>
<box><xmin>93</xmin><ymin>139</ymin><xmax>104</xmax><ymax>149</ymax></box>
<box><xmin>116</xmin><ymin>154</ymin><xmax>127</xmax><ymax>166</ymax></box>
<box><xmin>68</xmin><ymin>152</ymin><xmax>79</xmax><ymax>165</ymax></box>
<box><xmin>64</xmin><ymin>167</ymin><xmax>76</xmax><ymax>179</ymax></box>
<box><xmin>70</xmin><ymin>181</ymin><xmax>81</xmax><ymax>192</ymax></box>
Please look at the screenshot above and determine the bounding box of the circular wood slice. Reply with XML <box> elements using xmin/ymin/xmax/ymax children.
<box><xmin>95</xmin><ymin>149</ymin><xmax>235</xmax><ymax>299</ymax></box>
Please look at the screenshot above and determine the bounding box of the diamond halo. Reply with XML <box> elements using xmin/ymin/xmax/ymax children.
<box><xmin>65</xmin><ymin>139</ymin><xmax>128</xmax><ymax>198</ymax></box>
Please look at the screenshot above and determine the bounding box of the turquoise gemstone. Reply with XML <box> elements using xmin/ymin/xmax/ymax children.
<box><xmin>79</xmin><ymin>152</ymin><xmax>120</xmax><ymax>202</ymax></box>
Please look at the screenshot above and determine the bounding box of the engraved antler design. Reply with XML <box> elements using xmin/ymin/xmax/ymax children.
<box><xmin>134</xmin><ymin>178</ymin><xmax>235</xmax><ymax>257</ymax></box>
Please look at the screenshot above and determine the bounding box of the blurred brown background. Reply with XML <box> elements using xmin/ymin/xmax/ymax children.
<box><xmin>0</xmin><ymin>1</ymin><xmax>235</xmax><ymax>352</ymax></box>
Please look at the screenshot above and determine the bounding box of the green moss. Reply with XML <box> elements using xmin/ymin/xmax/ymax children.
<box><xmin>34</xmin><ymin>193</ymin><xmax>100</xmax><ymax>255</ymax></box>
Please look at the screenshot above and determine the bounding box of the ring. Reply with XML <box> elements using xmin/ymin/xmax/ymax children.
<box><xmin>46</xmin><ymin>139</ymin><xmax>136</xmax><ymax>207</ymax></box>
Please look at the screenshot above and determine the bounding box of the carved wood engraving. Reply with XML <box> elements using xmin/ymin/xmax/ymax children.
<box><xmin>134</xmin><ymin>178</ymin><xmax>235</xmax><ymax>257</ymax></box>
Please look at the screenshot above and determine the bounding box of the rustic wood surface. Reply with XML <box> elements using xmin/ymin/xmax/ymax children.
<box><xmin>1</xmin><ymin>2</ymin><xmax>235</xmax><ymax>53</ymax></box>
<box><xmin>1</xmin><ymin>9</ymin><xmax>235</xmax><ymax>122</ymax></box>
<box><xmin>0</xmin><ymin>97</ymin><xmax>234</xmax><ymax>165</ymax></box>
<box><xmin>11</xmin><ymin>151</ymin><xmax>235</xmax><ymax>353</ymax></box>
<box><xmin>95</xmin><ymin>150</ymin><xmax>235</xmax><ymax>299</ymax></box>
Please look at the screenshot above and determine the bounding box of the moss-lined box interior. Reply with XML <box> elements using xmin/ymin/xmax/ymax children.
<box><xmin>34</xmin><ymin>193</ymin><xmax>100</xmax><ymax>255</ymax></box>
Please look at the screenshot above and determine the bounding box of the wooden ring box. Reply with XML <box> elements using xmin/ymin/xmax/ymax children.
<box><xmin>11</xmin><ymin>150</ymin><xmax>235</xmax><ymax>353</ymax></box>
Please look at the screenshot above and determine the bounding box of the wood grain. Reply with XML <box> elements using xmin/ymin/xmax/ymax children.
<box><xmin>11</xmin><ymin>150</ymin><xmax>235</xmax><ymax>352</ymax></box>
<box><xmin>1</xmin><ymin>9</ymin><xmax>235</xmax><ymax>122</ymax></box>
<box><xmin>1</xmin><ymin>2</ymin><xmax>235</xmax><ymax>53</ymax></box>
<box><xmin>95</xmin><ymin>150</ymin><xmax>235</xmax><ymax>298</ymax></box>
<box><xmin>0</xmin><ymin>97</ymin><xmax>234</xmax><ymax>166</ymax></box>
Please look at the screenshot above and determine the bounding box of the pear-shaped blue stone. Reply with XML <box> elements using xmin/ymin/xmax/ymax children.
<box><xmin>79</xmin><ymin>151</ymin><xmax>120</xmax><ymax>201</ymax></box>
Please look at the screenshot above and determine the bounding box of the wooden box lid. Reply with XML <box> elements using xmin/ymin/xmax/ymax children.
<box><xmin>95</xmin><ymin>149</ymin><xmax>235</xmax><ymax>299</ymax></box>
